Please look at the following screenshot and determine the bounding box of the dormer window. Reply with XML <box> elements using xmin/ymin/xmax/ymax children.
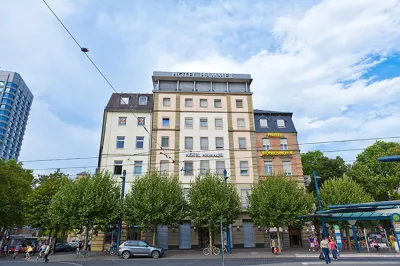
<box><xmin>139</xmin><ymin>96</ymin><xmax>147</xmax><ymax>105</ymax></box>
<box><xmin>120</xmin><ymin>96</ymin><xmax>129</xmax><ymax>105</ymax></box>
<box><xmin>260</xmin><ymin>118</ymin><xmax>268</xmax><ymax>128</ymax></box>
<box><xmin>277</xmin><ymin>119</ymin><xmax>285</xmax><ymax>128</ymax></box>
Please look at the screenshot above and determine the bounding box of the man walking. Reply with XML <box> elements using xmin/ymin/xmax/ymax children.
<box><xmin>320</xmin><ymin>236</ymin><xmax>331</xmax><ymax>264</ymax></box>
<box><xmin>44</xmin><ymin>243</ymin><xmax>50</xmax><ymax>263</ymax></box>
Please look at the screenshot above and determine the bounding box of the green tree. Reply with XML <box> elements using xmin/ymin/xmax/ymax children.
<box><xmin>346</xmin><ymin>141</ymin><xmax>400</xmax><ymax>201</ymax></box>
<box><xmin>301</xmin><ymin>151</ymin><xmax>348</xmax><ymax>192</ymax></box>
<box><xmin>124</xmin><ymin>172</ymin><xmax>186</xmax><ymax>245</ymax></box>
<box><xmin>0</xmin><ymin>160</ymin><xmax>34</xmax><ymax>236</ymax></box>
<box><xmin>188</xmin><ymin>173</ymin><xmax>241</xmax><ymax>250</ymax></box>
<box><xmin>248</xmin><ymin>175</ymin><xmax>314</xmax><ymax>252</ymax></box>
<box><xmin>319</xmin><ymin>176</ymin><xmax>374</xmax><ymax>249</ymax></box>
<box><xmin>49</xmin><ymin>171</ymin><xmax>121</xmax><ymax>248</ymax></box>
<box><xmin>24</xmin><ymin>170</ymin><xmax>70</xmax><ymax>234</ymax></box>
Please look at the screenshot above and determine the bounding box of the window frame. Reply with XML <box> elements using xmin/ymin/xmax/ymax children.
<box><xmin>241</xmin><ymin>188</ymin><xmax>251</xmax><ymax>208</ymax></box>
<box><xmin>237</xmin><ymin>118</ymin><xmax>245</xmax><ymax>129</ymax></box>
<box><xmin>120</xmin><ymin>96</ymin><xmax>129</xmax><ymax>105</ymax></box>
<box><xmin>185</xmin><ymin>137</ymin><xmax>193</xmax><ymax>150</ymax></box>
<box><xmin>240</xmin><ymin>161</ymin><xmax>249</xmax><ymax>176</ymax></box>
<box><xmin>238</xmin><ymin>137</ymin><xmax>246</xmax><ymax>149</ymax></box>
<box><xmin>214</xmin><ymin>99</ymin><xmax>222</xmax><ymax>108</ymax></box>
<box><xmin>116</xmin><ymin>136</ymin><xmax>125</xmax><ymax>149</ymax></box>
<box><xmin>163</xmin><ymin>97</ymin><xmax>171</xmax><ymax>107</ymax></box>
<box><xmin>200</xmin><ymin>160</ymin><xmax>210</xmax><ymax>175</ymax></box>
<box><xmin>200</xmin><ymin>118</ymin><xmax>208</xmax><ymax>128</ymax></box>
<box><xmin>134</xmin><ymin>161</ymin><xmax>143</xmax><ymax>175</ymax></box>
<box><xmin>200</xmin><ymin>99</ymin><xmax>208</xmax><ymax>108</ymax></box>
<box><xmin>283</xmin><ymin>160</ymin><xmax>292</xmax><ymax>176</ymax></box>
<box><xmin>280</xmin><ymin>138</ymin><xmax>288</xmax><ymax>150</ymax></box>
<box><xmin>118</xmin><ymin>117</ymin><xmax>127</xmax><ymax>126</ymax></box>
<box><xmin>160</xmin><ymin>160</ymin><xmax>169</xmax><ymax>172</ymax></box>
<box><xmin>161</xmin><ymin>136</ymin><xmax>169</xmax><ymax>148</ymax></box>
<box><xmin>264</xmin><ymin>161</ymin><xmax>273</xmax><ymax>175</ymax></box>
<box><xmin>215</xmin><ymin>137</ymin><xmax>224</xmax><ymax>149</ymax></box>
<box><xmin>162</xmin><ymin>117</ymin><xmax>170</xmax><ymax>127</ymax></box>
<box><xmin>216</xmin><ymin>160</ymin><xmax>225</xmax><ymax>175</ymax></box>
<box><xmin>200</xmin><ymin>137</ymin><xmax>209</xmax><ymax>150</ymax></box>
<box><xmin>236</xmin><ymin>99</ymin><xmax>243</xmax><ymax>108</ymax></box>
<box><xmin>185</xmin><ymin>98</ymin><xmax>193</xmax><ymax>107</ymax></box>
<box><xmin>184</xmin><ymin>117</ymin><xmax>193</xmax><ymax>128</ymax></box>
<box><xmin>137</xmin><ymin>117</ymin><xmax>145</xmax><ymax>126</ymax></box>
<box><xmin>260</xmin><ymin>118</ymin><xmax>268</xmax><ymax>128</ymax></box>
<box><xmin>114</xmin><ymin>160</ymin><xmax>123</xmax><ymax>175</ymax></box>
<box><xmin>136</xmin><ymin>136</ymin><xmax>144</xmax><ymax>149</ymax></box>
<box><xmin>262</xmin><ymin>138</ymin><xmax>270</xmax><ymax>150</ymax></box>
<box><xmin>138</xmin><ymin>96</ymin><xmax>148</xmax><ymax>105</ymax></box>
<box><xmin>184</xmin><ymin>161</ymin><xmax>193</xmax><ymax>176</ymax></box>
<box><xmin>215</xmin><ymin>118</ymin><xmax>223</xmax><ymax>128</ymax></box>
<box><xmin>277</xmin><ymin>119</ymin><xmax>285</xmax><ymax>128</ymax></box>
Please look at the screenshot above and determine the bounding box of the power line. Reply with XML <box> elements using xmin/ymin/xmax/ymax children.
<box><xmin>42</xmin><ymin>0</ymin><xmax>174</xmax><ymax>164</ymax></box>
<box><xmin>20</xmin><ymin>133</ymin><xmax>400</xmax><ymax>163</ymax></box>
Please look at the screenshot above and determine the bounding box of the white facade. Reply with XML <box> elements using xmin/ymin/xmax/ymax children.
<box><xmin>99</xmin><ymin>111</ymin><xmax>152</xmax><ymax>193</ymax></box>
<box><xmin>179</xmin><ymin>112</ymin><xmax>230</xmax><ymax>185</ymax></box>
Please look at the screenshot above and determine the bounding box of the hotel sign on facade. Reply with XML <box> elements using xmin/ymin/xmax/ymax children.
<box><xmin>262</xmin><ymin>150</ymin><xmax>294</xmax><ymax>156</ymax></box>
<box><xmin>185</xmin><ymin>152</ymin><xmax>224</xmax><ymax>158</ymax></box>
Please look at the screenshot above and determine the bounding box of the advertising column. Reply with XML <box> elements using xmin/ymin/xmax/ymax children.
<box><xmin>333</xmin><ymin>225</ymin><xmax>343</xmax><ymax>252</ymax></box>
<box><xmin>390</xmin><ymin>214</ymin><xmax>400</xmax><ymax>252</ymax></box>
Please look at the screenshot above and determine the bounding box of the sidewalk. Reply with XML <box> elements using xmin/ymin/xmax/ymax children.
<box><xmin>2</xmin><ymin>249</ymin><xmax>399</xmax><ymax>262</ymax></box>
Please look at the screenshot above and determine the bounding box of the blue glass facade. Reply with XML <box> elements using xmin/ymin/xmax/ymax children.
<box><xmin>0</xmin><ymin>71</ymin><xmax>33</xmax><ymax>160</ymax></box>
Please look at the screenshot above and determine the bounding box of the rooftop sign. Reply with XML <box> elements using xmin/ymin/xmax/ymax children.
<box><xmin>173</xmin><ymin>72</ymin><xmax>233</xmax><ymax>78</ymax></box>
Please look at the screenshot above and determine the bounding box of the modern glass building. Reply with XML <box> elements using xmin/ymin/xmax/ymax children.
<box><xmin>0</xmin><ymin>71</ymin><xmax>33</xmax><ymax>160</ymax></box>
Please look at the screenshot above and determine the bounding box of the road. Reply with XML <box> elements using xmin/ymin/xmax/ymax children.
<box><xmin>1</xmin><ymin>257</ymin><xmax>399</xmax><ymax>266</ymax></box>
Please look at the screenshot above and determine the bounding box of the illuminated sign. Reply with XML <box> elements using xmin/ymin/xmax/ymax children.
<box><xmin>267</xmin><ymin>133</ymin><xmax>283</xmax><ymax>137</ymax></box>
<box><xmin>262</xmin><ymin>150</ymin><xmax>294</xmax><ymax>156</ymax></box>
<box><xmin>172</xmin><ymin>72</ymin><xmax>234</xmax><ymax>78</ymax></box>
<box><xmin>186</xmin><ymin>152</ymin><xmax>223</xmax><ymax>157</ymax></box>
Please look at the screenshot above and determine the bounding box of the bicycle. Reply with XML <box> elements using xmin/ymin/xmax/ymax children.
<box><xmin>203</xmin><ymin>245</ymin><xmax>220</xmax><ymax>256</ymax></box>
<box><xmin>103</xmin><ymin>246</ymin><xmax>116</xmax><ymax>256</ymax></box>
<box><xmin>76</xmin><ymin>248</ymin><xmax>90</xmax><ymax>258</ymax></box>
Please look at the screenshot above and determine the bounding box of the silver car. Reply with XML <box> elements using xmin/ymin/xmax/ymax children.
<box><xmin>119</xmin><ymin>240</ymin><xmax>165</xmax><ymax>259</ymax></box>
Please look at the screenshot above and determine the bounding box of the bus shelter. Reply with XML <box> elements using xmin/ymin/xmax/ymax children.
<box><xmin>302</xmin><ymin>200</ymin><xmax>400</xmax><ymax>253</ymax></box>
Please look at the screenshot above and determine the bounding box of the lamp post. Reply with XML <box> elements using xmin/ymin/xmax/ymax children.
<box><xmin>115</xmin><ymin>170</ymin><xmax>126</xmax><ymax>256</ymax></box>
<box><xmin>223</xmin><ymin>169</ymin><xmax>231</xmax><ymax>254</ymax></box>
<box><xmin>313</xmin><ymin>171</ymin><xmax>328</xmax><ymax>237</ymax></box>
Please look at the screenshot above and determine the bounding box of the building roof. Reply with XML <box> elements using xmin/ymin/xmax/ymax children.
<box><xmin>254</xmin><ymin>109</ymin><xmax>297</xmax><ymax>133</ymax></box>
<box><xmin>105</xmin><ymin>93</ymin><xmax>153</xmax><ymax>112</ymax></box>
<box><xmin>152</xmin><ymin>71</ymin><xmax>252</xmax><ymax>83</ymax></box>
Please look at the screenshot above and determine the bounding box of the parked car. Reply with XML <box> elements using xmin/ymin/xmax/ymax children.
<box><xmin>118</xmin><ymin>240</ymin><xmax>164</xmax><ymax>259</ymax></box>
<box><xmin>55</xmin><ymin>243</ymin><xmax>73</xmax><ymax>252</ymax></box>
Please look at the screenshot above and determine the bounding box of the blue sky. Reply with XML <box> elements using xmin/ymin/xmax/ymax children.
<box><xmin>1</xmin><ymin>0</ymin><xmax>400</xmax><ymax>177</ymax></box>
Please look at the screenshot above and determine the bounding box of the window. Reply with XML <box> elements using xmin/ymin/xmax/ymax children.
<box><xmin>262</xmin><ymin>138</ymin><xmax>270</xmax><ymax>150</ymax></box>
<box><xmin>264</xmin><ymin>162</ymin><xmax>273</xmax><ymax>175</ymax></box>
<box><xmin>283</xmin><ymin>161</ymin><xmax>292</xmax><ymax>175</ymax></box>
<box><xmin>241</xmin><ymin>189</ymin><xmax>251</xmax><ymax>208</ymax></box>
<box><xmin>239</xmin><ymin>137</ymin><xmax>246</xmax><ymax>149</ymax></box>
<box><xmin>185</xmin><ymin>137</ymin><xmax>193</xmax><ymax>150</ymax></box>
<box><xmin>184</xmin><ymin>161</ymin><xmax>193</xmax><ymax>175</ymax></box>
<box><xmin>163</xmin><ymin>98</ymin><xmax>171</xmax><ymax>107</ymax></box>
<box><xmin>214</xmin><ymin>99</ymin><xmax>222</xmax><ymax>108</ymax></box>
<box><xmin>200</xmin><ymin>137</ymin><xmax>209</xmax><ymax>150</ymax></box>
<box><xmin>161</xmin><ymin>136</ymin><xmax>169</xmax><ymax>148</ymax></box>
<box><xmin>139</xmin><ymin>96</ymin><xmax>147</xmax><ymax>105</ymax></box>
<box><xmin>119</xmin><ymin>117</ymin><xmax>127</xmax><ymax>125</ymax></box>
<box><xmin>185</xmin><ymin>98</ymin><xmax>193</xmax><ymax>107</ymax></box>
<box><xmin>116</xmin><ymin>136</ymin><xmax>125</xmax><ymax>149</ymax></box>
<box><xmin>215</xmin><ymin>118</ymin><xmax>223</xmax><ymax>128</ymax></box>
<box><xmin>236</xmin><ymin>99</ymin><xmax>243</xmax><ymax>108</ymax></box>
<box><xmin>260</xmin><ymin>119</ymin><xmax>268</xmax><ymax>128</ymax></box>
<box><xmin>280</xmin><ymin>138</ymin><xmax>288</xmax><ymax>150</ymax></box>
<box><xmin>138</xmin><ymin>241</ymin><xmax>147</xmax><ymax>248</ymax></box>
<box><xmin>137</xmin><ymin>117</ymin><xmax>145</xmax><ymax>126</ymax></box>
<box><xmin>134</xmin><ymin>161</ymin><xmax>143</xmax><ymax>175</ymax></box>
<box><xmin>136</xmin><ymin>136</ymin><xmax>144</xmax><ymax>149</ymax></box>
<box><xmin>184</xmin><ymin>117</ymin><xmax>193</xmax><ymax>128</ymax></box>
<box><xmin>240</xmin><ymin>161</ymin><xmax>249</xmax><ymax>176</ymax></box>
<box><xmin>200</xmin><ymin>118</ymin><xmax>208</xmax><ymax>128</ymax></box>
<box><xmin>277</xmin><ymin>119</ymin><xmax>285</xmax><ymax>128</ymax></box>
<box><xmin>216</xmin><ymin>137</ymin><xmax>224</xmax><ymax>149</ymax></box>
<box><xmin>183</xmin><ymin>188</ymin><xmax>190</xmax><ymax>201</ymax></box>
<box><xmin>237</xmin><ymin>118</ymin><xmax>245</xmax><ymax>128</ymax></box>
<box><xmin>114</xmin><ymin>160</ymin><xmax>123</xmax><ymax>175</ymax></box>
<box><xmin>120</xmin><ymin>96</ymin><xmax>129</xmax><ymax>105</ymax></box>
<box><xmin>160</xmin><ymin>160</ymin><xmax>169</xmax><ymax>172</ymax></box>
<box><xmin>162</xmin><ymin>117</ymin><xmax>170</xmax><ymax>127</ymax></box>
<box><xmin>200</xmin><ymin>160</ymin><xmax>210</xmax><ymax>175</ymax></box>
<box><xmin>216</xmin><ymin>161</ymin><xmax>225</xmax><ymax>175</ymax></box>
<box><xmin>200</xmin><ymin>99</ymin><xmax>208</xmax><ymax>108</ymax></box>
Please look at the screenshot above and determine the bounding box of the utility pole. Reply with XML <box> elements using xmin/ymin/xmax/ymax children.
<box><xmin>115</xmin><ymin>170</ymin><xmax>126</xmax><ymax>256</ymax></box>
<box><xmin>223</xmin><ymin>169</ymin><xmax>231</xmax><ymax>254</ymax></box>
<box><xmin>313</xmin><ymin>170</ymin><xmax>327</xmax><ymax>237</ymax></box>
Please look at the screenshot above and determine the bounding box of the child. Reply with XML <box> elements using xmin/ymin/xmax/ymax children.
<box><xmin>25</xmin><ymin>244</ymin><xmax>32</xmax><ymax>260</ymax></box>
<box><xmin>13</xmin><ymin>244</ymin><xmax>20</xmax><ymax>259</ymax></box>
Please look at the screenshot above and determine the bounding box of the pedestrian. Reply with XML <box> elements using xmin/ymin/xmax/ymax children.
<box><xmin>309</xmin><ymin>235</ymin><xmax>315</xmax><ymax>251</ymax></box>
<box><xmin>313</xmin><ymin>237</ymin><xmax>319</xmax><ymax>252</ymax></box>
<box><xmin>13</xmin><ymin>243</ymin><xmax>20</xmax><ymax>259</ymax></box>
<box><xmin>329</xmin><ymin>239</ymin><xmax>337</xmax><ymax>260</ymax></box>
<box><xmin>37</xmin><ymin>243</ymin><xmax>46</xmax><ymax>260</ymax></box>
<box><xmin>44</xmin><ymin>243</ymin><xmax>51</xmax><ymax>263</ymax></box>
<box><xmin>25</xmin><ymin>244</ymin><xmax>32</xmax><ymax>260</ymax></box>
<box><xmin>320</xmin><ymin>236</ymin><xmax>331</xmax><ymax>264</ymax></box>
<box><xmin>371</xmin><ymin>239</ymin><xmax>380</xmax><ymax>252</ymax></box>
<box><xmin>271</xmin><ymin>237</ymin><xmax>277</xmax><ymax>254</ymax></box>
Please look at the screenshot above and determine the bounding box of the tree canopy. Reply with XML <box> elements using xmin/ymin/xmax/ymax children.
<box><xmin>0</xmin><ymin>160</ymin><xmax>34</xmax><ymax>231</ymax></box>
<box><xmin>301</xmin><ymin>150</ymin><xmax>348</xmax><ymax>192</ymax></box>
<box><xmin>346</xmin><ymin>141</ymin><xmax>400</xmax><ymax>201</ymax></box>
<box><xmin>188</xmin><ymin>173</ymin><xmax>241</xmax><ymax>247</ymax></box>
<box><xmin>124</xmin><ymin>172</ymin><xmax>186</xmax><ymax>245</ymax></box>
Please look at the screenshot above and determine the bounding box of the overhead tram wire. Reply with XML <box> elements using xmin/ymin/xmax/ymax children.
<box><xmin>19</xmin><ymin>133</ymin><xmax>400</xmax><ymax>163</ymax></box>
<box><xmin>41</xmin><ymin>0</ymin><xmax>174</xmax><ymax>164</ymax></box>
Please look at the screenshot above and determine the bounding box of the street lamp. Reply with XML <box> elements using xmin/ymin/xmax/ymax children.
<box><xmin>115</xmin><ymin>170</ymin><xmax>127</xmax><ymax>256</ymax></box>
<box><xmin>219</xmin><ymin>169</ymin><xmax>230</xmax><ymax>266</ymax></box>
<box><xmin>313</xmin><ymin>171</ymin><xmax>328</xmax><ymax>237</ymax></box>
<box><xmin>223</xmin><ymin>169</ymin><xmax>231</xmax><ymax>254</ymax></box>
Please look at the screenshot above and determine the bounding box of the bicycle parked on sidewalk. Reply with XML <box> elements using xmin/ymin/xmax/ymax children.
<box><xmin>103</xmin><ymin>246</ymin><xmax>116</xmax><ymax>256</ymax></box>
<box><xmin>203</xmin><ymin>245</ymin><xmax>220</xmax><ymax>256</ymax></box>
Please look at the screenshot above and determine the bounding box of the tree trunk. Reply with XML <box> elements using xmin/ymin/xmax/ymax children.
<box><xmin>346</xmin><ymin>227</ymin><xmax>352</xmax><ymax>250</ymax></box>
<box><xmin>53</xmin><ymin>228</ymin><xmax>58</xmax><ymax>254</ymax></box>
<box><xmin>85</xmin><ymin>224</ymin><xmax>90</xmax><ymax>251</ymax></box>
<box><xmin>152</xmin><ymin>226</ymin><xmax>157</xmax><ymax>246</ymax></box>
<box><xmin>277</xmin><ymin>227</ymin><xmax>282</xmax><ymax>253</ymax></box>
<box><xmin>209</xmin><ymin>228</ymin><xmax>213</xmax><ymax>256</ymax></box>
